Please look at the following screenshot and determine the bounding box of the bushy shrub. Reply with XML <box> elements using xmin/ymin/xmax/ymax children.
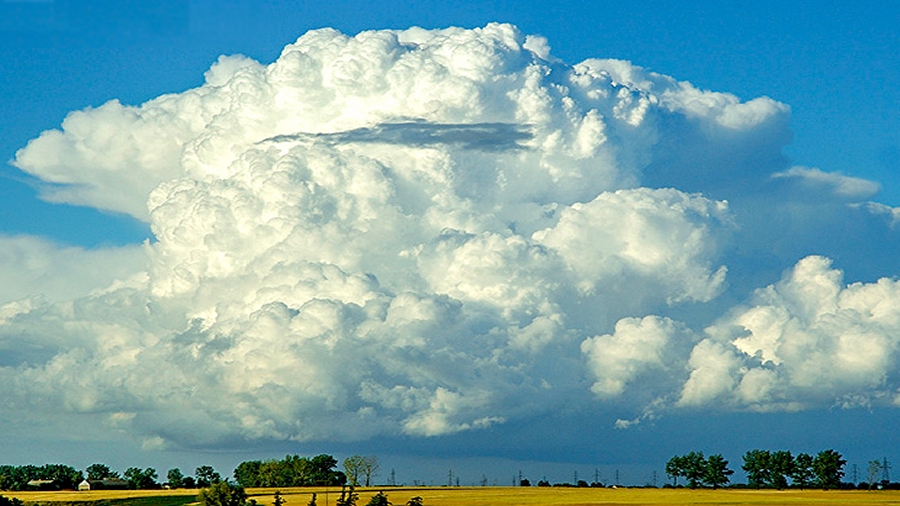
<box><xmin>0</xmin><ymin>496</ymin><xmax>24</xmax><ymax>506</ymax></box>
<box><xmin>365</xmin><ymin>491</ymin><xmax>390</xmax><ymax>506</ymax></box>
<box><xmin>199</xmin><ymin>481</ymin><xmax>250</xmax><ymax>506</ymax></box>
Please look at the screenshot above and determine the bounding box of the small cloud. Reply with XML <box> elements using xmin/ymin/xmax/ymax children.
<box><xmin>772</xmin><ymin>166</ymin><xmax>880</xmax><ymax>200</ymax></box>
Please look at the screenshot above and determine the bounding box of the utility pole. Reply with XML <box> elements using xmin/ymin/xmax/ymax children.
<box><xmin>447</xmin><ymin>469</ymin><xmax>453</xmax><ymax>487</ymax></box>
<box><xmin>851</xmin><ymin>464</ymin><xmax>858</xmax><ymax>485</ymax></box>
<box><xmin>652</xmin><ymin>470</ymin><xmax>658</xmax><ymax>488</ymax></box>
<box><xmin>883</xmin><ymin>457</ymin><xmax>892</xmax><ymax>484</ymax></box>
<box><xmin>594</xmin><ymin>468</ymin><xmax>600</xmax><ymax>484</ymax></box>
<box><xmin>390</xmin><ymin>468</ymin><xmax>396</xmax><ymax>486</ymax></box>
<box><xmin>573</xmin><ymin>470</ymin><xmax>578</xmax><ymax>485</ymax></box>
<box><xmin>615</xmin><ymin>469</ymin><xmax>620</xmax><ymax>486</ymax></box>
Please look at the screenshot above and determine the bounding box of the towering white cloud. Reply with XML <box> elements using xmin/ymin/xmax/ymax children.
<box><xmin>681</xmin><ymin>256</ymin><xmax>900</xmax><ymax>411</ymax></box>
<box><xmin>3</xmin><ymin>23</ymin><xmax>899</xmax><ymax>448</ymax></box>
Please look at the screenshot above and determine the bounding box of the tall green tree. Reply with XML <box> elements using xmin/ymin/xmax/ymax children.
<box><xmin>85</xmin><ymin>464</ymin><xmax>117</xmax><ymax>481</ymax></box>
<box><xmin>196</xmin><ymin>466</ymin><xmax>222</xmax><ymax>488</ymax></box>
<box><xmin>233</xmin><ymin>461</ymin><xmax>263</xmax><ymax>488</ymax></box>
<box><xmin>812</xmin><ymin>449</ymin><xmax>846</xmax><ymax>490</ymax></box>
<box><xmin>682</xmin><ymin>452</ymin><xmax>706</xmax><ymax>489</ymax></box>
<box><xmin>770</xmin><ymin>451</ymin><xmax>794</xmax><ymax>490</ymax></box>
<box><xmin>309</xmin><ymin>455</ymin><xmax>345</xmax><ymax>486</ymax></box>
<box><xmin>665</xmin><ymin>455</ymin><xmax>685</xmax><ymax>487</ymax></box>
<box><xmin>167</xmin><ymin>468</ymin><xmax>185</xmax><ymax>489</ymax></box>
<box><xmin>742</xmin><ymin>450</ymin><xmax>772</xmax><ymax>489</ymax></box>
<box><xmin>704</xmin><ymin>454</ymin><xmax>733</xmax><ymax>489</ymax></box>
<box><xmin>124</xmin><ymin>467</ymin><xmax>158</xmax><ymax>489</ymax></box>
<box><xmin>790</xmin><ymin>453</ymin><xmax>815</xmax><ymax>490</ymax></box>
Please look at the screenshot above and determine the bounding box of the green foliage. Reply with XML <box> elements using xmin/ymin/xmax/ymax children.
<box><xmin>681</xmin><ymin>451</ymin><xmax>706</xmax><ymax>489</ymax></box>
<box><xmin>742</xmin><ymin>450</ymin><xmax>772</xmax><ymax>489</ymax></box>
<box><xmin>86</xmin><ymin>464</ymin><xmax>117</xmax><ymax>481</ymax></box>
<box><xmin>273</xmin><ymin>490</ymin><xmax>285</xmax><ymax>506</ymax></box>
<box><xmin>167</xmin><ymin>468</ymin><xmax>185</xmax><ymax>489</ymax></box>
<box><xmin>233</xmin><ymin>454</ymin><xmax>345</xmax><ymax>488</ymax></box>
<box><xmin>0</xmin><ymin>495</ymin><xmax>24</xmax><ymax>506</ymax></box>
<box><xmin>770</xmin><ymin>450</ymin><xmax>794</xmax><ymax>489</ymax></box>
<box><xmin>307</xmin><ymin>493</ymin><xmax>317</xmax><ymax>506</ymax></box>
<box><xmin>233</xmin><ymin>461</ymin><xmax>263</xmax><ymax>488</ymax></box>
<box><xmin>196</xmin><ymin>466</ymin><xmax>222</xmax><ymax>488</ymax></box>
<box><xmin>405</xmin><ymin>497</ymin><xmax>423</xmax><ymax>506</ymax></box>
<box><xmin>365</xmin><ymin>491</ymin><xmax>390</xmax><ymax>506</ymax></box>
<box><xmin>666</xmin><ymin>452</ymin><xmax>733</xmax><ymax>489</ymax></box>
<box><xmin>790</xmin><ymin>453</ymin><xmax>815</xmax><ymax>490</ymax></box>
<box><xmin>199</xmin><ymin>481</ymin><xmax>250</xmax><ymax>506</ymax></box>
<box><xmin>741</xmin><ymin>448</ymin><xmax>845</xmax><ymax>489</ymax></box>
<box><xmin>0</xmin><ymin>463</ymin><xmax>82</xmax><ymax>491</ymax></box>
<box><xmin>665</xmin><ymin>455</ymin><xmax>685</xmax><ymax>487</ymax></box>
<box><xmin>813</xmin><ymin>449</ymin><xmax>846</xmax><ymax>490</ymax></box>
<box><xmin>125</xmin><ymin>467</ymin><xmax>159</xmax><ymax>490</ymax></box>
<box><xmin>704</xmin><ymin>454</ymin><xmax>734</xmax><ymax>489</ymax></box>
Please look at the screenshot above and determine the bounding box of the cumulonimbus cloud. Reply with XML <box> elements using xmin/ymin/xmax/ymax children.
<box><xmin>3</xmin><ymin>23</ymin><xmax>899</xmax><ymax>448</ymax></box>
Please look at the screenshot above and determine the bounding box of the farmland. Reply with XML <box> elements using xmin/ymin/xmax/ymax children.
<box><xmin>7</xmin><ymin>487</ymin><xmax>900</xmax><ymax>506</ymax></box>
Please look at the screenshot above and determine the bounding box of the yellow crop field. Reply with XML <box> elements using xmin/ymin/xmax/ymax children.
<box><xmin>8</xmin><ymin>486</ymin><xmax>900</xmax><ymax>506</ymax></box>
<box><xmin>4</xmin><ymin>489</ymin><xmax>197</xmax><ymax>503</ymax></box>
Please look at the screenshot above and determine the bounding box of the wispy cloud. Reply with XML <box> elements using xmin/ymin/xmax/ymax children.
<box><xmin>260</xmin><ymin>121</ymin><xmax>534</xmax><ymax>152</ymax></box>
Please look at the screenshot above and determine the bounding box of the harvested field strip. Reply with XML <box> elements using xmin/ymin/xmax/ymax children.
<box><xmin>8</xmin><ymin>487</ymin><xmax>900</xmax><ymax>506</ymax></box>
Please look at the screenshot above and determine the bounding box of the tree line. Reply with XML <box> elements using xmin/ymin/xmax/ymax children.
<box><xmin>665</xmin><ymin>449</ymin><xmax>847</xmax><ymax>490</ymax></box>
<box><xmin>0</xmin><ymin>462</ymin><xmax>225</xmax><ymax>491</ymax></box>
<box><xmin>0</xmin><ymin>454</ymin><xmax>380</xmax><ymax>492</ymax></box>
<box><xmin>232</xmin><ymin>454</ymin><xmax>348</xmax><ymax>488</ymax></box>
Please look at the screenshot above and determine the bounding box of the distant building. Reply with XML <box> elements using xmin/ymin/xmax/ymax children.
<box><xmin>27</xmin><ymin>479</ymin><xmax>60</xmax><ymax>491</ymax></box>
<box><xmin>78</xmin><ymin>478</ymin><xmax>130</xmax><ymax>491</ymax></box>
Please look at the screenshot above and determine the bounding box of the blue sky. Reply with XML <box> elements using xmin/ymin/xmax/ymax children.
<box><xmin>2</xmin><ymin>1</ymin><xmax>899</xmax><ymax>243</ymax></box>
<box><xmin>1</xmin><ymin>0</ymin><xmax>900</xmax><ymax>486</ymax></box>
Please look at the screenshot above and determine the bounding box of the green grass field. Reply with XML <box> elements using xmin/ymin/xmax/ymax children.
<box><xmin>8</xmin><ymin>486</ymin><xmax>900</xmax><ymax>506</ymax></box>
